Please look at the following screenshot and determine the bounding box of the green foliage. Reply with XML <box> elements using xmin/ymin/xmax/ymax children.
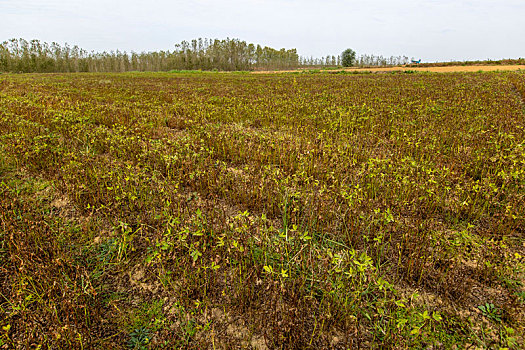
<box><xmin>0</xmin><ymin>38</ymin><xmax>301</xmax><ymax>72</ymax></box>
<box><xmin>127</xmin><ymin>327</ymin><xmax>151</xmax><ymax>350</ymax></box>
<box><xmin>341</xmin><ymin>48</ymin><xmax>357</xmax><ymax>67</ymax></box>
<box><xmin>478</xmin><ymin>303</ymin><xmax>502</xmax><ymax>323</ymax></box>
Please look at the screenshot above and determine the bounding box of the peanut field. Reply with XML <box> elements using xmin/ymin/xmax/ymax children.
<box><xmin>1</xmin><ymin>71</ymin><xmax>524</xmax><ymax>349</ymax></box>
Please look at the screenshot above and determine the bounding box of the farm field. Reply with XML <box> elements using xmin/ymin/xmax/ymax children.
<box><xmin>254</xmin><ymin>65</ymin><xmax>525</xmax><ymax>74</ymax></box>
<box><xmin>348</xmin><ymin>65</ymin><xmax>525</xmax><ymax>73</ymax></box>
<box><xmin>0</xmin><ymin>71</ymin><xmax>524</xmax><ymax>348</ymax></box>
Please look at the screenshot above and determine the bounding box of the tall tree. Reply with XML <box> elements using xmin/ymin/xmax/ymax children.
<box><xmin>341</xmin><ymin>48</ymin><xmax>356</xmax><ymax>67</ymax></box>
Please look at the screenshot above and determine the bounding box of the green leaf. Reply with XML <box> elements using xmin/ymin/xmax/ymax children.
<box><xmin>410</xmin><ymin>328</ymin><xmax>420</xmax><ymax>335</ymax></box>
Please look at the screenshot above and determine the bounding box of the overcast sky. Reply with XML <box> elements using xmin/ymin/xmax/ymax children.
<box><xmin>1</xmin><ymin>0</ymin><xmax>524</xmax><ymax>62</ymax></box>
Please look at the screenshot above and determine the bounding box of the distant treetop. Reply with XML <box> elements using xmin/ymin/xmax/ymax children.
<box><xmin>341</xmin><ymin>48</ymin><xmax>357</xmax><ymax>67</ymax></box>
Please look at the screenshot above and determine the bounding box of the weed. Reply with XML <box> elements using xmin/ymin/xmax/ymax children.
<box><xmin>127</xmin><ymin>327</ymin><xmax>151</xmax><ymax>350</ymax></box>
<box><xmin>478</xmin><ymin>303</ymin><xmax>503</xmax><ymax>323</ymax></box>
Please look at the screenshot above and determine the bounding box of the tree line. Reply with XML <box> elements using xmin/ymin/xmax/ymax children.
<box><xmin>0</xmin><ymin>38</ymin><xmax>301</xmax><ymax>73</ymax></box>
<box><xmin>0</xmin><ymin>38</ymin><xmax>414</xmax><ymax>73</ymax></box>
<box><xmin>302</xmin><ymin>53</ymin><xmax>412</xmax><ymax>68</ymax></box>
<box><xmin>356</xmin><ymin>54</ymin><xmax>412</xmax><ymax>67</ymax></box>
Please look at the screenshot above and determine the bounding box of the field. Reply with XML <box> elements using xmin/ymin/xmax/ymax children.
<box><xmin>0</xmin><ymin>71</ymin><xmax>524</xmax><ymax>349</ymax></box>
<box><xmin>348</xmin><ymin>65</ymin><xmax>525</xmax><ymax>73</ymax></box>
<box><xmin>254</xmin><ymin>65</ymin><xmax>525</xmax><ymax>74</ymax></box>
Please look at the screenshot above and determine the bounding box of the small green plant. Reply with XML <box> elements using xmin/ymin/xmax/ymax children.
<box><xmin>128</xmin><ymin>327</ymin><xmax>151</xmax><ymax>350</ymax></box>
<box><xmin>477</xmin><ymin>303</ymin><xmax>502</xmax><ymax>323</ymax></box>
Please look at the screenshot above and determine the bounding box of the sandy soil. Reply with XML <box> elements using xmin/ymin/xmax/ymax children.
<box><xmin>253</xmin><ymin>65</ymin><xmax>525</xmax><ymax>74</ymax></box>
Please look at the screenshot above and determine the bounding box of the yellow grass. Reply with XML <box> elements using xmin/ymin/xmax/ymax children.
<box><xmin>253</xmin><ymin>65</ymin><xmax>525</xmax><ymax>74</ymax></box>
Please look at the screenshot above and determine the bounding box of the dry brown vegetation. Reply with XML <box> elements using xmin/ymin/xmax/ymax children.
<box><xmin>0</xmin><ymin>71</ymin><xmax>524</xmax><ymax>349</ymax></box>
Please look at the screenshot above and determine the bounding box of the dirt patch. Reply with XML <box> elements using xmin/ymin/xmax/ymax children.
<box><xmin>129</xmin><ymin>265</ymin><xmax>160</xmax><ymax>294</ymax></box>
<box><xmin>225</xmin><ymin>317</ymin><xmax>268</xmax><ymax>350</ymax></box>
<box><xmin>51</xmin><ymin>196</ymin><xmax>70</xmax><ymax>209</ymax></box>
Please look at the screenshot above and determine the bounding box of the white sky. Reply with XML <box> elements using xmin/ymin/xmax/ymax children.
<box><xmin>1</xmin><ymin>0</ymin><xmax>524</xmax><ymax>62</ymax></box>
